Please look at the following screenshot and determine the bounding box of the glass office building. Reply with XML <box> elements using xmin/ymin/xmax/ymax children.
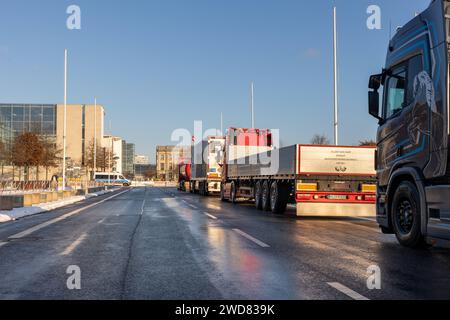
<box><xmin>0</xmin><ymin>104</ymin><xmax>57</xmax><ymax>145</ymax></box>
<box><xmin>122</xmin><ymin>141</ymin><xmax>136</xmax><ymax>178</ymax></box>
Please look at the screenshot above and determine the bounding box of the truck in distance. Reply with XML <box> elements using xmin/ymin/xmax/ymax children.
<box><xmin>220</xmin><ymin>128</ymin><xmax>377</xmax><ymax>216</ymax></box>
<box><xmin>177</xmin><ymin>159</ymin><xmax>191</xmax><ymax>192</ymax></box>
<box><xmin>189</xmin><ymin>136</ymin><xmax>226</xmax><ymax>195</ymax></box>
<box><xmin>368</xmin><ymin>0</ymin><xmax>450</xmax><ymax>247</ymax></box>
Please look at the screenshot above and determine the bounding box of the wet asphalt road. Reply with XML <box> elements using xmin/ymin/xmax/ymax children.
<box><xmin>1</xmin><ymin>186</ymin><xmax>450</xmax><ymax>300</ymax></box>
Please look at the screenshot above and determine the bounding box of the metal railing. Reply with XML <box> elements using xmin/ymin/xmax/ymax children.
<box><xmin>0</xmin><ymin>180</ymin><xmax>105</xmax><ymax>195</ymax></box>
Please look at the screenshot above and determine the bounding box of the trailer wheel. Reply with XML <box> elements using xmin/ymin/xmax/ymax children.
<box><xmin>261</xmin><ymin>181</ymin><xmax>271</xmax><ymax>211</ymax></box>
<box><xmin>199</xmin><ymin>182</ymin><xmax>204</xmax><ymax>196</ymax></box>
<box><xmin>270</xmin><ymin>181</ymin><xmax>288</xmax><ymax>214</ymax></box>
<box><xmin>230</xmin><ymin>181</ymin><xmax>237</xmax><ymax>204</ymax></box>
<box><xmin>204</xmin><ymin>182</ymin><xmax>209</xmax><ymax>197</ymax></box>
<box><xmin>254</xmin><ymin>181</ymin><xmax>263</xmax><ymax>210</ymax></box>
<box><xmin>220</xmin><ymin>183</ymin><xmax>227</xmax><ymax>202</ymax></box>
<box><xmin>391</xmin><ymin>181</ymin><xmax>426</xmax><ymax>248</ymax></box>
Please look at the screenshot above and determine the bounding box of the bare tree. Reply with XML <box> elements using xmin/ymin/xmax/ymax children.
<box><xmin>310</xmin><ymin>134</ymin><xmax>330</xmax><ymax>145</ymax></box>
<box><xmin>85</xmin><ymin>140</ymin><xmax>113</xmax><ymax>175</ymax></box>
<box><xmin>11</xmin><ymin>133</ymin><xmax>44</xmax><ymax>181</ymax></box>
<box><xmin>359</xmin><ymin>139</ymin><xmax>377</xmax><ymax>146</ymax></box>
<box><xmin>41</xmin><ymin>139</ymin><xmax>63</xmax><ymax>181</ymax></box>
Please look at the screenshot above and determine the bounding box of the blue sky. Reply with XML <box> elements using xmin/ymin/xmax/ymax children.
<box><xmin>0</xmin><ymin>0</ymin><xmax>431</xmax><ymax>161</ymax></box>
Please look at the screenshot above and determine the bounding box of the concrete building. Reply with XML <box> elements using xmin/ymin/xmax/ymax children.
<box><xmin>156</xmin><ymin>145</ymin><xmax>191</xmax><ymax>181</ymax></box>
<box><xmin>122</xmin><ymin>141</ymin><xmax>135</xmax><ymax>178</ymax></box>
<box><xmin>134</xmin><ymin>155</ymin><xmax>150</xmax><ymax>165</ymax></box>
<box><xmin>103</xmin><ymin>135</ymin><xmax>123</xmax><ymax>174</ymax></box>
<box><xmin>0</xmin><ymin>103</ymin><xmax>105</xmax><ymax>168</ymax></box>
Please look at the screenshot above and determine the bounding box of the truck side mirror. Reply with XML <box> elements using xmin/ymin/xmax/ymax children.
<box><xmin>368</xmin><ymin>73</ymin><xmax>383</xmax><ymax>121</ymax></box>
<box><xmin>368</xmin><ymin>91</ymin><xmax>382</xmax><ymax>121</ymax></box>
<box><xmin>369</xmin><ymin>74</ymin><xmax>382</xmax><ymax>90</ymax></box>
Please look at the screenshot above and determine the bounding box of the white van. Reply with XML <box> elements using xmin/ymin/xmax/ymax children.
<box><xmin>94</xmin><ymin>172</ymin><xmax>131</xmax><ymax>186</ymax></box>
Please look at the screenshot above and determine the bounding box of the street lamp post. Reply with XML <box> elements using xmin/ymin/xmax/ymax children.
<box><xmin>62</xmin><ymin>49</ymin><xmax>68</xmax><ymax>190</ymax></box>
<box><xmin>250</xmin><ymin>82</ymin><xmax>255</xmax><ymax>129</ymax></box>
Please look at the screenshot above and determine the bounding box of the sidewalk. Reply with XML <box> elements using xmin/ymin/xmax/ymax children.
<box><xmin>0</xmin><ymin>188</ymin><xmax>118</xmax><ymax>223</ymax></box>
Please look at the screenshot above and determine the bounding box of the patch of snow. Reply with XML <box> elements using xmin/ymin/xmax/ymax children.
<box><xmin>0</xmin><ymin>188</ymin><xmax>120</xmax><ymax>223</ymax></box>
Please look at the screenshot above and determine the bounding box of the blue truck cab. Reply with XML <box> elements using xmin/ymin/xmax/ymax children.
<box><xmin>369</xmin><ymin>0</ymin><xmax>450</xmax><ymax>247</ymax></box>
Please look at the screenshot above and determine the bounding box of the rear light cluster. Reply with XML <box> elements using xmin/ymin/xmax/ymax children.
<box><xmin>296</xmin><ymin>192</ymin><xmax>376</xmax><ymax>203</ymax></box>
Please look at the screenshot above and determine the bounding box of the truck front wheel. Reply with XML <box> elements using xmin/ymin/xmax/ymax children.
<box><xmin>391</xmin><ymin>181</ymin><xmax>426</xmax><ymax>248</ymax></box>
<box><xmin>261</xmin><ymin>181</ymin><xmax>271</xmax><ymax>211</ymax></box>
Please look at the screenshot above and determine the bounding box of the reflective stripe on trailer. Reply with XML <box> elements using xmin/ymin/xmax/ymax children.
<box><xmin>296</xmin><ymin>192</ymin><xmax>376</xmax><ymax>204</ymax></box>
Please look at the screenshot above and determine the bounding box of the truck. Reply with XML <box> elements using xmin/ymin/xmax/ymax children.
<box><xmin>220</xmin><ymin>128</ymin><xmax>377</xmax><ymax>216</ymax></box>
<box><xmin>177</xmin><ymin>159</ymin><xmax>191</xmax><ymax>192</ymax></box>
<box><xmin>189</xmin><ymin>136</ymin><xmax>226</xmax><ymax>195</ymax></box>
<box><xmin>368</xmin><ymin>0</ymin><xmax>450</xmax><ymax>247</ymax></box>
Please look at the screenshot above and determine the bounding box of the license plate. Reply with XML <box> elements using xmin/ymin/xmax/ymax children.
<box><xmin>327</xmin><ymin>195</ymin><xmax>348</xmax><ymax>200</ymax></box>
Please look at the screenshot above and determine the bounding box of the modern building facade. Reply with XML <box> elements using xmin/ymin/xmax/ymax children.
<box><xmin>0</xmin><ymin>104</ymin><xmax>57</xmax><ymax>147</ymax></box>
<box><xmin>156</xmin><ymin>145</ymin><xmax>191</xmax><ymax>181</ymax></box>
<box><xmin>122</xmin><ymin>141</ymin><xmax>135</xmax><ymax>178</ymax></box>
<box><xmin>0</xmin><ymin>103</ymin><xmax>105</xmax><ymax>169</ymax></box>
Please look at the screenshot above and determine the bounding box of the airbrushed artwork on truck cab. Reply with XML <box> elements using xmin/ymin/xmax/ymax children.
<box><xmin>380</xmin><ymin>67</ymin><xmax>445</xmax><ymax>177</ymax></box>
<box><xmin>406</xmin><ymin>70</ymin><xmax>444</xmax><ymax>176</ymax></box>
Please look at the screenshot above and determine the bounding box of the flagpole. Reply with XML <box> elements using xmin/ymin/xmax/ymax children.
<box><xmin>333</xmin><ymin>7</ymin><xmax>339</xmax><ymax>146</ymax></box>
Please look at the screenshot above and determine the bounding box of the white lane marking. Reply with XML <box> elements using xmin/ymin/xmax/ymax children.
<box><xmin>98</xmin><ymin>218</ymin><xmax>106</xmax><ymax>224</ymax></box>
<box><xmin>0</xmin><ymin>242</ymin><xmax>7</xmax><ymax>248</ymax></box>
<box><xmin>327</xmin><ymin>282</ymin><xmax>370</xmax><ymax>300</ymax></box>
<box><xmin>141</xmin><ymin>199</ymin><xmax>146</xmax><ymax>215</ymax></box>
<box><xmin>8</xmin><ymin>190</ymin><xmax>129</xmax><ymax>240</ymax></box>
<box><xmin>61</xmin><ymin>233</ymin><xmax>87</xmax><ymax>256</ymax></box>
<box><xmin>232</xmin><ymin>229</ymin><xmax>270</xmax><ymax>248</ymax></box>
<box><xmin>204</xmin><ymin>212</ymin><xmax>218</xmax><ymax>220</ymax></box>
<box><xmin>187</xmin><ymin>204</ymin><xmax>197</xmax><ymax>209</ymax></box>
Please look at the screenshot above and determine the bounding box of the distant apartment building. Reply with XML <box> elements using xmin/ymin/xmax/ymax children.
<box><xmin>103</xmin><ymin>135</ymin><xmax>123</xmax><ymax>174</ymax></box>
<box><xmin>156</xmin><ymin>145</ymin><xmax>191</xmax><ymax>181</ymax></box>
<box><xmin>122</xmin><ymin>141</ymin><xmax>135</xmax><ymax>178</ymax></box>
<box><xmin>134</xmin><ymin>155</ymin><xmax>150</xmax><ymax>165</ymax></box>
<box><xmin>0</xmin><ymin>103</ymin><xmax>105</xmax><ymax>168</ymax></box>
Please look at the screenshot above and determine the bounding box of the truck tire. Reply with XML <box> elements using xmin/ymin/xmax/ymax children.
<box><xmin>391</xmin><ymin>181</ymin><xmax>426</xmax><ymax>248</ymax></box>
<box><xmin>230</xmin><ymin>182</ymin><xmax>237</xmax><ymax>204</ymax></box>
<box><xmin>261</xmin><ymin>181</ymin><xmax>271</xmax><ymax>211</ymax></box>
<box><xmin>270</xmin><ymin>181</ymin><xmax>288</xmax><ymax>214</ymax></box>
<box><xmin>220</xmin><ymin>183</ymin><xmax>227</xmax><ymax>202</ymax></box>
<box><xmin>255</xmin><ymin>181</ymin><xmax>263</xmax><ymax>210</ymax></box>
<box><xmin>204</xmin><ymin>182</ymin><xmax>209</xmax><ymax>197</ymax></box>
